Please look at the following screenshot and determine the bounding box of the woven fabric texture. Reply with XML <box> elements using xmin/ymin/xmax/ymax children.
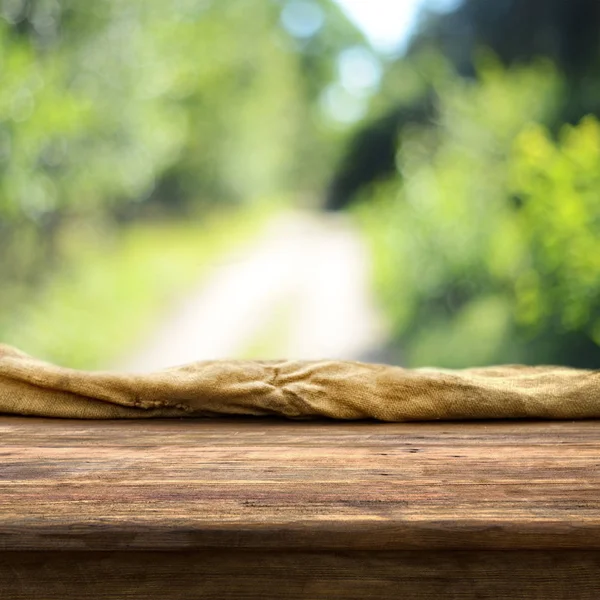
<box><xmin>0</xmin><ymin>343</ymin><xmax>598</xmax><ymax>420</ymax></box>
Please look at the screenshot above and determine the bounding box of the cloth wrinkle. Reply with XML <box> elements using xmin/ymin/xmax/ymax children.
<box><xmin>0</xmin><ymin>344</ymin><xmax>599</xmax><ymax>421</ymax></box>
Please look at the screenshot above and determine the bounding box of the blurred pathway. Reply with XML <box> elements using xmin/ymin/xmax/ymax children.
<box><xmin>118</xmin><ymin>212</ymin><xmax>386</xmax><ymax>372</ymax></box>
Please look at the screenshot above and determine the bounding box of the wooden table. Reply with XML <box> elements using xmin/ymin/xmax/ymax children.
<box><xmin>1</xmin><ymin>416</ymin><xmax>599</xmax><ymax>599</ymax></box>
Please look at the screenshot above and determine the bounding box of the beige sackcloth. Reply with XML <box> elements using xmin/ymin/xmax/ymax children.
<box><xmin>0</xmin><ymin>343</ymin><xmax>598</xmax><ymax>420</ymax></box>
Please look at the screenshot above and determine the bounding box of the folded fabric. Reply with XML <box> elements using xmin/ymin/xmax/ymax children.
<box><xmin>0</xmin><ymin>343</ymin><xmax>598</xmax><ymax>420</ymax></box>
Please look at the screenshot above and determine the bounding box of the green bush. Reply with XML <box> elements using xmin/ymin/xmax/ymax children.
<box><xmin>356</xmin><ymin>58</ymin><xmax>600</xmax><ymax>368</ymax></box>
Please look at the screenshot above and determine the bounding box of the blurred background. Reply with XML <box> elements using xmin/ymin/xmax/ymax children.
<box><xmin>1</xmin><ymin>0</ymin><xmax>599</xmax><ymax>371</ymax></box>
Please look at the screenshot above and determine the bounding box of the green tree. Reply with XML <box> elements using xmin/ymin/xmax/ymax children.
<box><xmin>0</xmin><ymin>0</ymin><xmax>364</xmax><ymax>318</ymax></box>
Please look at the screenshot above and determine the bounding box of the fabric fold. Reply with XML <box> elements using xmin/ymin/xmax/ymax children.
<box><xmin>0</xmin><ymin>343</ymin><xmax>598</xmax><ymax>421</ymax></box>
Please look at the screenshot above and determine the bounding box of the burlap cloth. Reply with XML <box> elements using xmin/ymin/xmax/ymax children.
<box><xmin>0</xmin><ymin>343</ymin><xmax>598</xmax><ymax>420</ymax></box>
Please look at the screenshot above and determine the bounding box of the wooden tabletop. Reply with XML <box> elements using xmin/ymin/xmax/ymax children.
<box><xmin>0</xmin><ymin>416</ymin><xmax>599</xmax><ymax>552</ymax></box>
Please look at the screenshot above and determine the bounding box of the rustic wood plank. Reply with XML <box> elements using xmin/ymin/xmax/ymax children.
<box><xmin>1</xmin><ymin>416</ymin><xmax>599</xmax><ymax>552</ymax></box>
<box><xmin>1</xmin><ymin>549</ymin><xmax>600</xmax><ymax>600</ymax></box>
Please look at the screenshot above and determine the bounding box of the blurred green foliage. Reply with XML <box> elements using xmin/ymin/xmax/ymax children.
<box><xmin>7</xmin><ymin>0</ymin><xmax>599</xmax><ymax>370</ymax></box>
<box><xmin>328</xmin><ymin>0</ymin><xmax>600</xmax><ymax>210</ymax></box>
<box><xmin>0</xmin><ymin>0</ymin><xmax>359</xmax><ymax>248</ymax></box>
<box><xmin>0</xmin><ymin>0</ymin><xmax>366</xmax><ymax>362</ymax></box>
<box><xmin>356</xmin><ymin>57</ymin><xmax>600</xmax><ymax>368</ymax></box>
<box><xmin>2</xmin><ymin>203</ymin><xmax>275</xmax><ymax>368</ymax></box>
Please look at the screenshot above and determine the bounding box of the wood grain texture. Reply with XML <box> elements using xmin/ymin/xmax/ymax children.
<box><xmin>0</xmin><ymin>416</ymin><xmax>599</xmax><ymax>552</ymax></box>
<box><xmin>1</xmin><ymin>549</ymin><xmax>600</xmax><ymax>600</ymax></box>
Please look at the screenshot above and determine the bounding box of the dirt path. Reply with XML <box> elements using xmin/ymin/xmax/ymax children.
<box><xmin>118</xmin><ymin>212</ymin><xmax>386</xmax><ymax>372</ymax></box>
